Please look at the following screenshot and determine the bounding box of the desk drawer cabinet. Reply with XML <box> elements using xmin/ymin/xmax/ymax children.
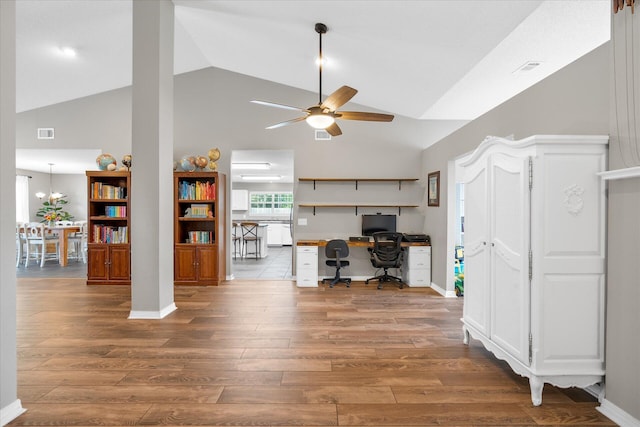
<box><xmin>402</xmin><ymin>246</ymin><xmax>431</xmax><ymax>287</ymax></box>
<box><xmin>296</xmin><ymin>245</ymin><xmax>318</xmax><ymax>287</ymax></box>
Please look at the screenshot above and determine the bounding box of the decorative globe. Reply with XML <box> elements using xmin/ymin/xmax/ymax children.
<box><xmin>180</xmin><ymin>156</ymin><xmax>196</xmax><ymax>172</ymax></box>
<box><xmin>208</xmin><ymin>148</ymin><xmax>220</xmax><ymax>162</ymax></box>
<box><xmin>96</xmin><ymin>154</ymin><xmax>117</xmax><ymax>171</ymax></box>
<box><xmin>195</xmin><ymin>155</ymin><xmax>208</xmax><ymax>169</ymax></box>
<box><xmin>122</xmin><ymin>154</ymin><xmax>132</xmax><ymax>169</ymax></box>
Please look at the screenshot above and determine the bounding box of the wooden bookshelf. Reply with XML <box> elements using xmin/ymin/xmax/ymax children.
<box><xmin>86</xmin><ymin>171</ymin><xmax>131</xmax><ymax>285</ymax></box>
<box><xmin>174</xmin><ymin>172</ymin><xmax>226</xmax><ymax>286</ymax></box>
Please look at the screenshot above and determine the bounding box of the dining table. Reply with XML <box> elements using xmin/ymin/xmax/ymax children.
<box><xmin>46</xmin><ymin>225</ymin><xmax>80</xmax><ymax>267</ymax></box>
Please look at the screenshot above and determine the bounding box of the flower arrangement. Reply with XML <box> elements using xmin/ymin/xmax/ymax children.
<box><xmin>36</xmin><ymin>196</ymin><xmax>74</xmax><ymax>224</ymax></box>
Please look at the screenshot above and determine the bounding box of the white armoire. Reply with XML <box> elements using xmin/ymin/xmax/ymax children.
<box><xmin>459</xmin><ymin>135</ymin><xmax>608</xmax><ymax>406</ymax></box>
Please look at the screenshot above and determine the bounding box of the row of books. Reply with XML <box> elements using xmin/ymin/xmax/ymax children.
<box><xmin>104</xmin><ymin>205</ymin><xmax>127</xmax><ymax>218</ymax></box>
<box><xmin>92</xmin><ymin>225</ymin><xmax>128</xmax><ymax>244</ymax></box>
<box><xmin>187</xmin><ymin>204</ymin><xmax>210</xmax><ymax>218</ymax></box>
<box><xmin>178</xmin><ymin>180</ymin><xmax>216</xmax><ymax>201</ymax></box>
<box><xmin>91</xmin><ymin>183</ymin><xmax>126</xmax><ymax>200</ymax></box>
<box><xmin>186</xmin><ymin>231</ymin><xmax>214</xmax><ymax>244</ymax></box>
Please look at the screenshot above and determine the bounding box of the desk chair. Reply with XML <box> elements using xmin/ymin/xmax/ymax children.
<box><xmin>365</xmin><ymin>231</ymin><xmax>404</xmax><ymax>289</ymax></box>
<box><xmin>240</xmin><ymin>222</ymin><xmax>261</xmax><ymax>259</ymax></box>
<box><xmin>322</xmin><ymin>239</ymin><xmax>351</xmax><ymax>288</ymax></box>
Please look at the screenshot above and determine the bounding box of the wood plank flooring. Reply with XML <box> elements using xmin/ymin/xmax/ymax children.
<box><xmin>10</xmin><ymin>278</ymin><xmax>614</xmax><ymax>426</ymax></box>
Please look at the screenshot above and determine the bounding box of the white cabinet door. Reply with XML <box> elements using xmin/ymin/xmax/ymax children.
<box><xmin>463</xmin><ymin>159</ymin><xmax>491</xmax><ymax>337</ymax></box>
<box><xmin>267</xmin><ymin>224</ymin><xmax>282</xmax><ymax>246</ymax></box>
<box><xmin>231</xmin><ymin>189</ymin><xmax>249</xmax><ymax>211</ymax></box>
<box><xmin>489</xmin><ymin>153</ymin><xmax>530</xmax><ymax>365</ymax></box>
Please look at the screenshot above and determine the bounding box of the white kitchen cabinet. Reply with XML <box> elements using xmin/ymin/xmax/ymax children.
<box><xmin>460</xmin><ymin>135</ymin><xmax>608</xmax><ymax>406</ymax></box>
<box><xmin>267</xmin><ymin>224</ymin><xmax>282</xmax><ymax>246</ymax></box>
<box><xmin>401</xmin><ymin>246</ymin><xmax>431</xmax><ymax>287</ymax></box>
<box><xmin>296</xmin><ymin>245</ymin><xmax>318</xmax><ymax>287</ymax></box>
<box><xmin>231</xmin><ymin>189</ymin><xmax>249</xmax><ymax>211</ymax></box>
<box><xmin>267</xmin><ymin>223</ymin><xmax>293</xmax><ymax>246</ymax></box>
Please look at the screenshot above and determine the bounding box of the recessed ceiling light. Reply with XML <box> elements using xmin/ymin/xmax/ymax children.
<box><xmin>513</xmin><ymin>61</ymin><xmax>542</xmax><ymax>74</ymax></box>
<box><xmin>232</xmin><ymin>162</ymin><xmax>271</xmax><ymax>170</ymax></box>
<box><xmin>241</xmin><ymin>175</ymin><xmax>281</xmax><ymax>181</ymax></box>
<box><xmin>56</xmin><ymin>47</ymin><xmax>77</xmax><ymax>58</ymax></box>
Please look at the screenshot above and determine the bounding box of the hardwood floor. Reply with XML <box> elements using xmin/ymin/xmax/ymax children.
<box><xmin>10</xmin><ymin>278</ymin><xmax>614</xmax><ymax>426</ymax></box>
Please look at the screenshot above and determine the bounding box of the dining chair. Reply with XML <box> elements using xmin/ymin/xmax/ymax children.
<box><xmin>231</xmin><ymin>222</ymin><xmax>242</xmax><ymax>259</ymax></box>
<box><xmin>16</xmin><ymin>223</ymin><xmax>27</xmax><ymax>267</ymax></box>
<box><xmin>54</xmin><ymin>220</ymin><xmax>74</xmax><ymax>227</ymax></box>
<box><xmin>24</xmin><ymin>222</ymin><xmax>59</xmax><ymax>267</ymax></box>
<box><xmin>68</xmin><ymin>222</ymin><xmax>88</xmax><ymax>263</ymax></box>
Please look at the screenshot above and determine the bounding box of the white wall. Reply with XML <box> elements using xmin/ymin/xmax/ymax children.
<box><xmin>422</xmin><ymin>43</ymin><xmax>609</xmax><ymax>292</ymax></box>
<box><xmin>16</xmin><ymin>66</ymin><xmax>434</xmax><ymax>276</ymax></box>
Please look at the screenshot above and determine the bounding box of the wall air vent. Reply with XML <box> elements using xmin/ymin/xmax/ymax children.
<box><xmin>513</xmin><ymin>61</ymin><xmax>542</xmax><ymax>74</ymax></box>
<box><xmin>37</xmin><ymin>128</ymin><xmax>55</xmax><ymax>140</ymax></box>
<box><xmin>315</xmin><ymin>129</ymin><xmax>331</xmax><ymax>141</ymax></box>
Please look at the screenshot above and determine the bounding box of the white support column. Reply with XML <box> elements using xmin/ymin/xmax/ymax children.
<box><xmin>0</xmin><ymin>1</ymin><xmax>26</xmax><ymax>424</ymax></box>
<box><xmin>129</xmin><ymin>0</ymin><xmax>176</xmax><ymax>319</ymax></box>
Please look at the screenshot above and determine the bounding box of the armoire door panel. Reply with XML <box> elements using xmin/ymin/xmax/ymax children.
<box><xmin>540</xmin><ymin>274</ymin><xmax>604</xmax><ymax>364</ymax></box>
<box><xmin>490</xmin><ymin>155</ymin><xmax>529</xmax><ymax>365</ymax></box>
<box><xmin>462</xmin><ymin>164</ymin><xmax>490</xmax><ymax>336</ymax></box>
<box><xmin>542</xmin><ymin>153</ymin><xmax>604</xmax><ymax>258</ymax></box>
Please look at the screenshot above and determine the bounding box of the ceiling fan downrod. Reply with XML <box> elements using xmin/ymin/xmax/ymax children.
<box><xmin>315</xmin><ymin>23</ymin><xmax>327</xmax><ymax>105</ymax></box>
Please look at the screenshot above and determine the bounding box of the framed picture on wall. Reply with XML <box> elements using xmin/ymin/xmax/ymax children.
<box><xmin>428</xmin><ymin>171</ymin><xmax>440</xmax><ymax>207</ymax></box>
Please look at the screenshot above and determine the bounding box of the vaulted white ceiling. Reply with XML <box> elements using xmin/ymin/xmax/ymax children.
<box><xmin>16</xmin><ymin>0</ymin><xmax>610</xmax><ymax>118</ymax></box>
<box><xmin>14</xmin><ymin>0</ymin><xmax>610</xmax><ymax>174</ymax></box>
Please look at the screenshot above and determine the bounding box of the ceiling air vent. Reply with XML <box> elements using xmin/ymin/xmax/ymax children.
<box><xmin>37</xmin><ymin>128</ymin><xmax>55</xmax><ymax>140</ymax></box>
<box><xmin>315</xmin><ymin>129</ymin><xmax>331</xmax><ymax>141</ymax></box>
<box><xmin>513</xmin><ymin>61</ymin><xmax>542</xmax><ymax>74</ymax></box>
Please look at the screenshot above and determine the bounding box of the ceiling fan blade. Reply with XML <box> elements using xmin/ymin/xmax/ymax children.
<box><xmin>251</xmin><ymin>100</ymin><xmax>307</xmax><ymax>112</ymax></box>
<box><xmin>265</xmin><ymin>116</ymin><xmax>307</xmax><ymax>130</ymax></box>
<box><xmin>326</xmin><ymin>122</ymin><xmax>342</xmax><ymax>136</ymax></box>
<box><xmin>338</xmin><ymin>111</ymin><xmax>395</xmax><ymax>122</ymax></box>
<box><xmin>321</xmin><ymin>86</ymin><xmax>358</xmax><ymax>112</ymax></box>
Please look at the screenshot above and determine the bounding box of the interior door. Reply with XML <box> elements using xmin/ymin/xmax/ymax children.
<box><xmin>489</xmin><ymin>153</ymin><xmax>530</xmax><ymax>365</ymax></box>
<box><xmin>462</xmin><ymin>157</ymin><xmax>491</xmax><ymax>337</ymax></box>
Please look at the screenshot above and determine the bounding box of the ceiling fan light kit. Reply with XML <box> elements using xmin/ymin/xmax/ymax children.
<box><xmin>251</xmin><ymin>23</ymin><xmax>394</xmax><ymax>137</ymax></box>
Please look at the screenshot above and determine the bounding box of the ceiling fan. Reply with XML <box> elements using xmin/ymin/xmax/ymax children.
<box><xmin>251</xmin><ymin>23</ymin><xmax>394</xmax><ymax>137</ymax></box>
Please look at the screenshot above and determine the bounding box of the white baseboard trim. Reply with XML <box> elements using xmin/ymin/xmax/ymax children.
<box><xmin>128</xmin><ymin>302</ymin><xmax>177</xmax><ymax>320</ymax></box>
<box><xmin>1</xmin><ymin>399</ymin><xmax>26</xmax><ymax>426</ymax></box>
<box><xmin>598</xmin><ymin>398</ymin><xmax>640</xmax><ymax>427</ymax></box>
<box><xmin>431</xmin><ymin>282</ymin><xmax>458</xmax><ymax>298</ymax></box>
<box><xmin>227</xmin><ymin>274</ymin><xmax>235</xmax><ymax>280</ymax></box>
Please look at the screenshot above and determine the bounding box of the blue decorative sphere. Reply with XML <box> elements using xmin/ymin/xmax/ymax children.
<box><xmin>96</xmin><ymin>154</ymin><xmax>117</xmax><ymax>171</ymax></box>
<box><xmin>180</xmin><ymin>156</ymin><xmax>196</xmax><ymax>172</ymax></box>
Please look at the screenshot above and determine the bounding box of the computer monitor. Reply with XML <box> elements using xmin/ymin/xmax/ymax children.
<box><xmin>362</xmin><ymin>214</ymin><xmax>397</xmax><ymax>236</ymax></box>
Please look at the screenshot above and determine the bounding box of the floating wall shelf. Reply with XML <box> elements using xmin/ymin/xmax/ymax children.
<box><xmin>298</xmin><ymin>203</ymin><xmax>419</xmax><ymax>216</ymax></box>
<box><xmin>299</xmin><ymin>177</ymin><xmax>418</xmax><ymax>190</ymax></box>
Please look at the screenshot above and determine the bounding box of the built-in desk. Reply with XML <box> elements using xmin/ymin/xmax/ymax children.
<box><xmin>296</xmin><ymin>239</ymin><xmax>431</xmax><ymax>287</ymax></box>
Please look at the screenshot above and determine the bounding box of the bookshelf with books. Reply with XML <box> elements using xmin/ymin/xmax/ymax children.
<box><xmin>174</xmin><ymin>172</ymin><xmax>226</xmax><ymax>285</ymax></box>
<box><xmin>86</xmin><ymin>171</ymin><xmax>131</xmax><ymax>285</ymax></box>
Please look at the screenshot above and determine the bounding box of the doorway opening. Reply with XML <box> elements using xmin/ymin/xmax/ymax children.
<box><xmin>230</xmin><ymin>150</ymin><xmax>294</xmax><ymax>280</ymax></box>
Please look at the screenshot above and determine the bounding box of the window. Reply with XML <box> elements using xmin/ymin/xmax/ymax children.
<box><xmin>16</xmin><ymin>175</ymin><xmax>30</xmax><ymax>223</ymax></box>
<box><xmin>249</xmin><ymin>192</ymin><xmax>293</xmax><ymax>216</ymax></box>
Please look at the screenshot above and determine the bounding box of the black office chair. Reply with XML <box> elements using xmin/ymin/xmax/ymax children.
<box><xmin>322</xmin><ymin>239</ymin><xmax>351</xmax><ymax>288</ymax></box>
<box><xmin>365</xmin><ymin>231</ymin><xmax>404</xmax><ymax>289</ymax></box>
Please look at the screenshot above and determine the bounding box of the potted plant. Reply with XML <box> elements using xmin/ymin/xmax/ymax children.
<box><xmin>36</xmin><ymin>196</ymin><xmax>74</xmax><ymax>225</ymax></box>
